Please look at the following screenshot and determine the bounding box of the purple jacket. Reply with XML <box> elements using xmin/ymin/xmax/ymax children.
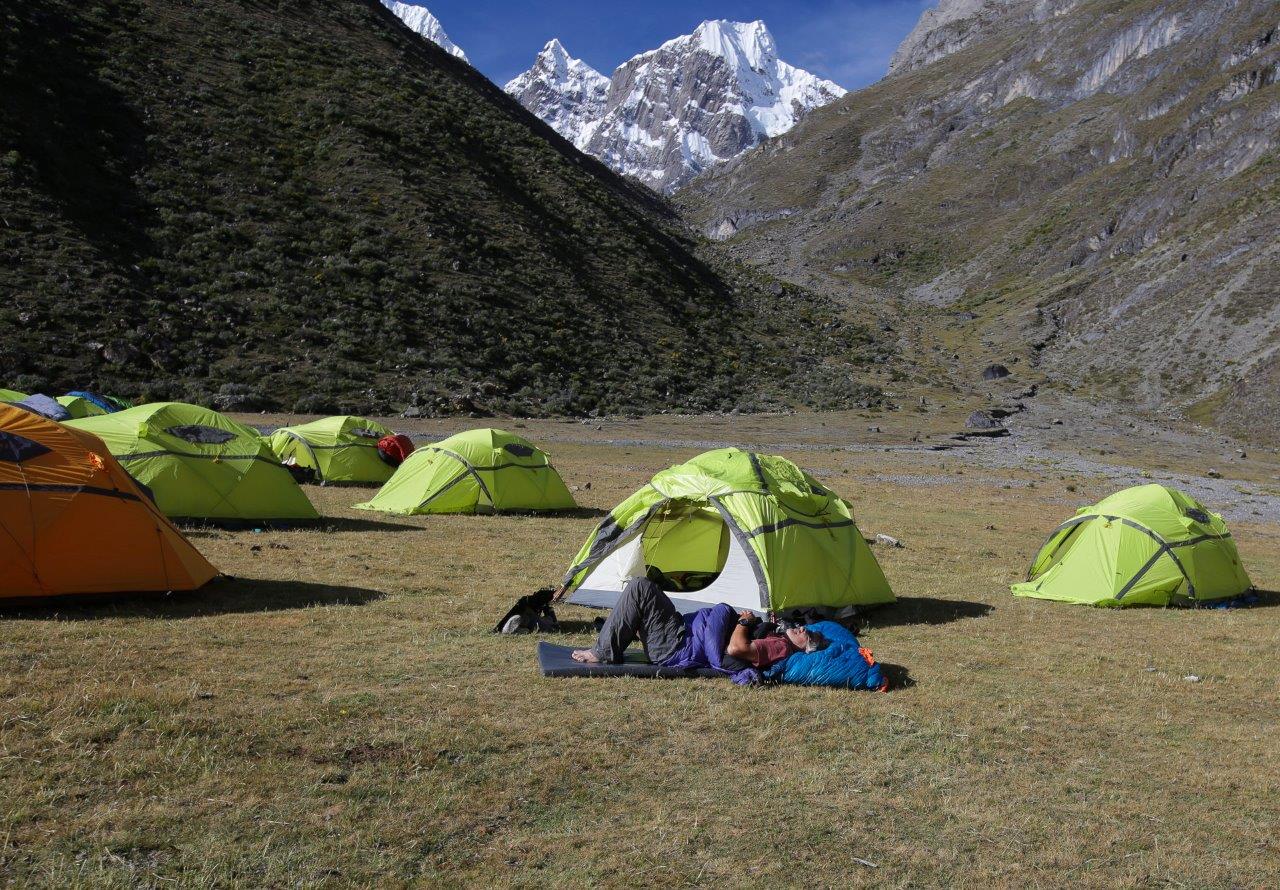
<box><xmin>661</xmin><ymin>603</ymin><xmax>762</xmax><ymax>685</ymax></box>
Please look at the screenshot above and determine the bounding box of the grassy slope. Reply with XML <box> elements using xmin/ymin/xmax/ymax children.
<box><xmin>678</xmin><ymin>0</ymin><xmax>1280</xmax><ymax>440</ymax></box>
<box><xmin>0</xmin><ymin>415</ymin><xmax>1277</xmax><ymax>885</ymax></box>
<box><xmin>0</xmin><ymin>0</ymin><xmax>882</xmax><ymax>416</ymax></box>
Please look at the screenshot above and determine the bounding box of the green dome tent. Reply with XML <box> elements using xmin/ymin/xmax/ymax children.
<box><xmin>0</xmin><ymin>389</ymin><xmax>29</xmax><ymax>403</ymax></box>
<box><xmin>67</xmin><ymin>402</ymin><xmax>318</xmax><ymax>522</ymax></box>
<box><xmin>265</xmin><ymin>415</ymin><xmax>396</xmax><ymax>484</ymax></box>
<box><xmin>355</xmin><ymin>428</ymin><xmax>576</xmax><ymax>515</ymax></box>
<box><xmin>1012</xmin><ymin>484</ymin><xmax>1253</xmax><ymax>607</ymax></box>
<box><xmin>56</xmin><ymin>395</ymin><xmax>109</xmax><ymax>419</ymax></box>
<box><xmin>562</xmin><ymin>448</ymin><xmax>895</xmax><ymax>615</ymax></box>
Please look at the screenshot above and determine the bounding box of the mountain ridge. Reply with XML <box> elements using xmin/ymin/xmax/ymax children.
<box><xmin>680</xmin><ymin>0</ymin><xmax>1280</xmax><ymax>442</ymax></box>
<box><xmin>506</xmin><ymin>20</ymin><xmax>846</xmax><ymax>193</ymax></box>
<box><xmin>0</xmin><ymin>0</ymin><xmax>885</xmax><ymax>418</ymax></box>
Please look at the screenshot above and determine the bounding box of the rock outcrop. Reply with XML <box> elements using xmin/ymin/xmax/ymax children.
<box><xmin>889</xmin><ymin>0</ymin><xmax>1021</xmax><ymax>75</ymax></box>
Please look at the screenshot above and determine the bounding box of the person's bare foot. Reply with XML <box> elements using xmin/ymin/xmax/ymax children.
<box><xmin>571</xmin><ymin>649</ymin><xmax>600</xmax><ymax>663</ymax></box>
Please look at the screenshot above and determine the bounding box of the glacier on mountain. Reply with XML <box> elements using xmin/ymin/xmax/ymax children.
<box><xmin>506</xmin><ymin>20</ymin><xmax>846</xmax><ymax>193</ymax></box>
<box><xmin>381</xmin><ymin>1</ymin><xmax>468</xmax><ymax>62</ymax></box>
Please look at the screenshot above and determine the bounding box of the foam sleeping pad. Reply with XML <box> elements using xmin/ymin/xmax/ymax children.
<box><xmin>537</xmin><ymin>642</ymin><xmax>722</xmax><ymax>679</ymax></box>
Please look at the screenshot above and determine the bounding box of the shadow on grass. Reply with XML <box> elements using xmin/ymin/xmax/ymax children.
<box><xmin>1201</xmin><ymin>589</ymin><xmax>1280</xmax><ymax>609</ymax></box>
<box><xmin>315</xmin><ymin>517</ymin><xmax>425</xmax><ymax>533</ymax></box>
<box><xmin>548</xmin><ymin>618</ymin><xmax>603</xmax><ymax>634</ymax></box>
<box><xmin>880</xmin><ymin>663</ymin><xmax>915</xmax><ymax>690</ymax></box>
<box><xmin>485</xmin><ymin>507</ymin><xmax>610</xmax><ymax>520</ymax></box>
<box><xmin>0</xmin><ymin>577</ymin><xmax>384</xmax><ymax>621</ymax></box>
<box><xmin>865</xmin><ymin>596</ymin><xmax>993</xmax><ymax>628</ymax></box>
<box><xmin>179</xmin><ymin>517</ymin><xmax>422</xmax><ymax>536</ymax></box>
<box><xmin>564</xmin><ymin>507</ymin><xmax>610</xmax><ymax>520</ymax></box>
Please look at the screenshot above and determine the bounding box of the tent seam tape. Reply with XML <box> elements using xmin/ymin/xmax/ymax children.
<box><xmin>427</xmin><ymin>447</ymin><xmax>495</xmax><ymax>507</ymax></box>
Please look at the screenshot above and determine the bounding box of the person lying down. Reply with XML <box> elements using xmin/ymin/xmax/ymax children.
<box><xmin>570</xmin><ymin>576</ymin><xmax>827</xmax><ymax>680</ymax></box>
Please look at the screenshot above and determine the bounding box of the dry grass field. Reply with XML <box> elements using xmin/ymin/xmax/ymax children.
<box><xmin>2</xmin><ymin>409</ymin><xmax>1278</xmax><ymax>887</ymax></box>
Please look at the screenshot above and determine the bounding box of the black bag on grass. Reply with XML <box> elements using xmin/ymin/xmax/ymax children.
<box><xmin>494</xmin><ymin>586</ymin><xmax>559</xmax><ymax>635</ymax></box>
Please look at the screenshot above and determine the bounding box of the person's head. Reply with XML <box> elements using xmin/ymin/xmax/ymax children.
<box><xmin>783</xmin><ymin>624</ymin><xmax>828</xmax><ymax>653</ymax></box>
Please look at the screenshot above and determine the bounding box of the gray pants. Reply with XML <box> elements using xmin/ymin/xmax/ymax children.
<box><xmin>590</xmin><ymin>578</ymin><xmax>689</xmax><ymax>664</ymax></box>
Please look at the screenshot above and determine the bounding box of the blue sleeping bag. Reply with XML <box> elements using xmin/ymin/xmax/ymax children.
<box><xmin>765</xmin><ymin>621</ymin><xmax>887</xmax><ymax>691</ymax></box>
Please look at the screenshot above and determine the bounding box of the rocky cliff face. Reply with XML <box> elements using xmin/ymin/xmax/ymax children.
<box><xmin>681</xmin><ymin>0</ymin><xmax>1280</xmax><ymax>442</ymax></box>
<box><xmin>506</xmin><ymin>20</ymin><xmax>846</xmax><ymax>193</ymax></box>
<box><xmin>888</xmin><ymin>0</ymin><xmax>1019</xmax><ymax>75</ymax></box>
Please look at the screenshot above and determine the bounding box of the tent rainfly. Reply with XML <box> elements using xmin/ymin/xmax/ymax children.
<box><xmin>266</xmin><ymin>415</ymin><xmax>397</xmax><ymax>484</ymax></box>
<box><xmin>0</xmin><ymin>404</ymin><xmax>219</xmax><ymax>600</ymax></box>
<box><xmin>67</xmin><ymin>402</ymin><xmax>318</xmax><ymax>522</ymax></box>
<box><xmin>56</xmin><ymin>395</ymin><xmax>109</xmax><ymax>419</ymax></box>
<box><xmin>355</xmin><ymin>428</ymin><xmax>576</xmax><ymax>515</ymax></box>
<box><xmin>1012</xmin><ymin>483</ymin><xmax>1253</xmax><ymax>607</ymax></box>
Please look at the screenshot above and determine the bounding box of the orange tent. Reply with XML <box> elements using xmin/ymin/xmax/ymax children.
<box><xmin>0</xmin><ymin>405</ymin><xmax>218</xmax><ymax>600</ymax></box>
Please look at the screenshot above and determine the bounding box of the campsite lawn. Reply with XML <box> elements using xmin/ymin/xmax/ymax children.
<box><xmin>2</xmin><ymin>411</ymin><xmax>1278</xmax><ymax>887</ymax></box>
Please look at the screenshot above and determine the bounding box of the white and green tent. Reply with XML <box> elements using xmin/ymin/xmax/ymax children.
<box><xmin>562</xmin><ymin>448</ymin><xmax>894</xmax><ymax>615</ymax></box>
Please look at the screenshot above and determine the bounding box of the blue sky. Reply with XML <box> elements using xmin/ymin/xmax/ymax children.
<box><xmin>421</xmin><ymin>1</ymin><xmax>933</xmax><ymax>89</ymax></box>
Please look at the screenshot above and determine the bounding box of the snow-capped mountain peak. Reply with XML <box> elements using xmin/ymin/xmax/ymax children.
<box><xmin>507</xmin><ymin>20</ymin><xmax>847</xmax><ymax>192</ymax></box>
<box><xmin>381</xmin><ymin>1</ymin><xmax>468</xmax><ymax>62</ymax></box>
<box><xmin>540</xmin><ymin>38</ymin><xmax>573</xmax><ymax>70</ymax></box>
<box><xmin>687</xmin><ymin>19</ymin><xmax>775</xmax><ymax>72</ymax></box>
<box><xmin>519</xmin><ymin>38</ymin><xmax>609</xmax><ymax>91</ymax></box>
<box><xmin>539</xmin><ymin>39</ymin><xmax>594</xmax><ymax>77</ymax></box>
<box><xmin>504</xmin><ymin>40</ymin><xmax>610</xmax><ymax>151</ymax></box>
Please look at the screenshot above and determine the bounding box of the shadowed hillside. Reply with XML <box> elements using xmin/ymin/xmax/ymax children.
<box><xmin>0</xmin><ymin>0</ymin><xmax>884</xmax><ymax>416</ymax></box>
